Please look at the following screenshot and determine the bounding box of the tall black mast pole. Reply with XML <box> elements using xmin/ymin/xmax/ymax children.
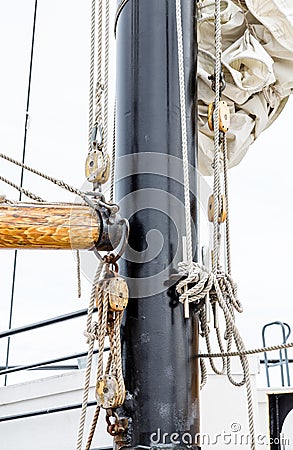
<box><xmin>116</xmin><ymin>1</ymin><xmax>199</xmax><ymax>448</ymax></box>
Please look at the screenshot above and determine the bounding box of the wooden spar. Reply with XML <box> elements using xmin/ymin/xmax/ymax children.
<box><xmin>0</xmin><ymin>203</ymin><xmax>103</xmax><ymax>250</ymax></box>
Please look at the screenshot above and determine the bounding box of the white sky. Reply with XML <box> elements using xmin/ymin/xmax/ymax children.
<box><xmin>0</xmin><ymin>0</ymin><xmax>292</xmax><ymax>388</ymax></box>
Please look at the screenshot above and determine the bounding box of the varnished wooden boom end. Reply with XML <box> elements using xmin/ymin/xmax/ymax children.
<box><xmin>0</xmin><ymin>203</ymin><xmax>101</xmax><ymax>250</ymax></box>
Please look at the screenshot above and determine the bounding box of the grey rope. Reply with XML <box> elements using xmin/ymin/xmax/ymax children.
<box><xmin>199</xmin><ymin>340</ymin><xmax>293</xmax><ymax>359</ymax></box>
<box><xmin>0</xmin><ymin>176</ymin><xmax>84</xmax><ymax>300</ymax></box>
<box><xmin>96</xmin><ymin>0</ymin><xmax>103</xmax><ymax>100</ymax></box>
<box><xmin>83</xmin><ymin>287</ymin><xmax>108</xmax><ymax>450</ymax></box>
<box><xmin>92</xmin><ymin>0</ymin><xmax>103</xmax><ymax>136</ymax></box>
<box><xmin>222</xmin><ymin>137</ymin><xmax>231</xmax><ymax>275</ymax></box>
<box><xmin>88</xmin><ymin>0</ymin><xmax>96</xmax><ymax>152</ymax></box>
<box><xmin>110</xmin><ymin>100</ymin><xmax>116</xmax><ymax>203</ymax></box>
<box><xmin>103</xmin><ymin>0</ymin><xmax>110</xmax><ymax>152</ymax></box>
<box><xmin>177</xmin><ymin>261</ymin><xmax>255</xmax><ymax>449</ymax></box>
<box><xmin>76</xmin><ymin>250</ymin><xmax>81</xmax><ymax>298</ymax></box>
<box><xmin>77</xmin><ymin>2</ymin><xmax>121</xmax><ymax>447</ymax></box>
<box><xmin>0</xmin><ymin>153</ymin><xmax>85</xmax><ymax>201</ymax></box>
<box><xmin>175</xmin><ymin>0</ymin><xmax>193</xmax><ymax>265</ymax></box>
<box><xmin>75</xmin><ymin>261</ymin><xmax>105</xmax><ymax>450</ymax></box>
<box><xmin>211</xmin><ymin>0</ymin><xmax>255</xmax><ymax>444</ymax></box>
<box><xmin>212</xmin><ymin>0</ymin><xmax>222</xmax><ymax>275</ymax></box>
<box><xmin>114</xmin><ymin>0</ymin><xmax>131</xmax><ymax>37</ymax></box>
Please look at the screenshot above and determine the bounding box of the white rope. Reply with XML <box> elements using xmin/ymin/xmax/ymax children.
<box><xmin>212</xmin><ymin>0</ymin><xmax>222</xmax><ymax>275</ymax></box>
<box><xmin>210</xmin><ymin>1</ymin><xmax>255</xmax><ymax>446</ymax></box>
<box><xmin>103</xmin><ymin>0</ymin><xmax>110</xmax><ymax>152</ymax></box>
<box><xmin>0</xmin><ymin>174</ymin><xmax>45</xmax><ymax>203</ymax></box>
<box><xmin>76</xmin><ymin>250</ymin><xmax>82</xmax><ymax>298</ymax></box>
<box><xmin>175</xmin><ymin>0</ymin><xmax>193</xmax><ymax>266</ymax></box>
<box><xmin>88</xmin><ymin>0</ymin><xmax>96</xmax><ymax>153</ymax></box>
<box><xmin>75</xmin><ymin>261</ymin><xmax>105</xmax><ymax>450</ymax></box>
<box><xmin>110</xmin><ymin>99</ymin><xmax>116</xmax><ymax>203</ymax></box>
<box><xmin>76</xmin><ymin>3</ymin><xmax>123</xmax><ymax>447</ymax></box>
<box><xmin>0</xmin><ymin>153</ymin><xmax>85</xmax><ymax>200</ymax></box>
<box><xmin>200</xmin><ymin>340</ymin><xmax>293</xmax><ymax>358</ymax></box>
<box><xmin>114</xmin><ymin>0</ymin><xmax>130</xmax><ymax>36</ymax></box>
<box><xmin>177</xmin><ymin>261</ymin><xmax>256</xmax><ymax>449</ymax></box>
<box><xmin>222</xmin><ymin>136</ymin><xmax>231</xmax><ymax>274</ymax></box>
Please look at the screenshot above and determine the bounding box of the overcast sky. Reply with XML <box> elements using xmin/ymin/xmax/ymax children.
<box><xmin>0</xmin><ymin>0</ymin><xmax>292</xmax><ymax>388</ymax></box>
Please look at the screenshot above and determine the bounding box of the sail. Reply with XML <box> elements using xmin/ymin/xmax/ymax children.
<box><xmin>198</xmin><ymin>0</ymin><xmax>293</xmax><ymax>175</ymax></box>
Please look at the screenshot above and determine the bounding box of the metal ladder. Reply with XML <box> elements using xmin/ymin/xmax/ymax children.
<box><xmin>262</xmin><ymin>321</ymin><xmax>291</xmax><ymax>388</ymax></box>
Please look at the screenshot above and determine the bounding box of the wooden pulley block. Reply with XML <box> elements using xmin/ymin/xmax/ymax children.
<box><xmin>85</xmin><ymin>150</ymin><xmax>110</xmax><ymax>184</ymax></box>
<box><xmin>208</xmin><ymin>194</ymin><xmax>227</xmax><ymax>223</ymax></box>
<box><xmin>207</xmin><ymin>101</ymin><xmax>230</xmax><ymax>133</ymax></box>
<box><xmin>107</xmin><ymin>276</ymin><xmax>129</xmax><ymax>312</ymax></box>
<box><xmin>96</xmin><ymin>374</ymin><xmax>119</xmax><ymax>409</ymax></box>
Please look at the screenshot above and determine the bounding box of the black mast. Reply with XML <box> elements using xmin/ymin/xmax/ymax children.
<box><xmin>116</xmin><ymin>1</ymin><xmax>199</xmax><ymax>448</ymax></box>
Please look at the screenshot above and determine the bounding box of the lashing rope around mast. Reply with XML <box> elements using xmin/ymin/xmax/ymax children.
<box><xmin>175</xmin><ymin>0</ymin><xmax>255</xmax><ymax>448</ymax></box>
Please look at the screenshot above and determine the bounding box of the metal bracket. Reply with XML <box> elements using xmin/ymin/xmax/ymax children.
<box><xmin>94</xmin><ymin>208</ymin><xmax>129</xmax><ymax>261</ymax></box>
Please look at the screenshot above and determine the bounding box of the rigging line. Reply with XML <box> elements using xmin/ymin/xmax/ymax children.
<box><xmin>175</xmin><ymin>0</ymin><xmax>193</xmax><ymax>265</ymax></box>
<box><xmin>0</xmin><ymin>152</ymin><xmax>85</xmax><ymax>199</ymax></box>
<box><xmin>3</xmin><ymin>0</ymin><xmax>38</xmax><ymax>388</ymax></box>
<box><xmin>103</xmin><ymin>0</ymin><xmax>110</xmax><ymax>151</ymax></box>
<box><xmin>110</xmin><ymin>99</ymin><xmax>116</xmax><ymax>203</ymax></box>
<box><xmin>198</xmin><ymin>340</ymin><xmax>293</xmax><ymax>359</ymax></box>
<box><xmin>0</xmin><ymin>175</ymin><xmax>44</xmax><ymax>203</ymax></box>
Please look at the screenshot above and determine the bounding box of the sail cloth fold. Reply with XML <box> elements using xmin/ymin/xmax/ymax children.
<box><xmin>198</xmin><ymin>0</ymin><xmax>293</xmax><ymax>175</ymax></box>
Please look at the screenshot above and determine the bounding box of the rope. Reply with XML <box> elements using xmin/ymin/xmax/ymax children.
<box><xmin>210</xmin><ymin>2</ymin><xmax>255</xmax><ymax>443</ymax></box>
<box><xmin>76</xmin><ymin>4</ymin><xmax>124</xmax><ymax>446</ymax></box>
<box><xmin>174</xmin><ymin>0</ymin><xmax>256</xmax><ymax>445</ymax></box>
<box><xmin>87</xmin><ymin>0</ymin><xmax>111</xmax><ymax>191</ymax></box>
<box><xmin>3</xmin><ymin>0</ymin><xmax>39</xmax><ymax>381</ymax></box>
<box><xmin>222</xmin><ymin>137</ymin><xmax>231</xmax><ymax>274</ymax></box>
<box><xmin>177</xmin><ymin>262</ymin><xmax>255</xmax><ymax>449</ymax></box>
<box><xmin>199</xmin><ymin>341</ymin><xmax>293</xmax><ymax>359</ymax></box>
<box><xmin>76</xmin><ymin>250</ymin><xmax>81</xmax><ymax>298</ymax></box>
<box><xmin>175</xmin><ymin>0</ymin><xmax>193</xmax><ymax>266</ymax></box>
<box><xmin>0</xmin><ymin>153</ymin><xmax>84</xmax><ymax>197</ymax></box>
<box><xmin>110</xmin><ymin>100</ymin><xmax>116</xmax><ymax>203</ymax></box>
<box><xmin>76</xmin><ymin>261</ymin><xmax>104</xmax><ymax>450</ymax></box>
<box><xmin>92</xmin><ymin>0</ymin><xmax>103</xmax><ymax>139</ymax></box>
<box><xmin>200</xmin><ymin>356</ymin><xmax>208</xmax><ymax>390</ymax></box>
<box><xmin>0</xmin><ymin>175</ymin><xmax>45</xmax><ymax>203</ymax></box>
<box><xmin>88</xmin><ymin>0</ymin><xmax>96</xmax><ymax>153</ymax></box>
<box><xmin>212</xmin><ymin>0</ymin><xmax>222</xmax><ymax>275</ymax></box>
<box><xmin>82</xmin><ymin>284</ymin><xmax>108</xmax><ymax>450</ymax></box>
<box><xmin>83</xmin><ymin>287</ymin><xmax>125</xmax><ymax>449</ymax></box>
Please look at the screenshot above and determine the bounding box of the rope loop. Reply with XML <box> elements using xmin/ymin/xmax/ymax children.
<box><xmin>83</xmin><ymin>322</ymin><xmax>99</xmax><ymax>343</ymax></box>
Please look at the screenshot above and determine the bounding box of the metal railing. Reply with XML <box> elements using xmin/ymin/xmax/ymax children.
<box><xmin>0</xmin><ymin>306</ymin><xmax>110</xmax><ymax>430</ymax></box>
<box><xmin>0</xmin><ymin>307</ymin><xmax>110</xmax><ymax>377</ymax></box>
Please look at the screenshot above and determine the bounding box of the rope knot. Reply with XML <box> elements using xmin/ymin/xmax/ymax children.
<box><xmin>84</xmin><ymin>322</ymin><xmax>99</xmax><ymax>343</ymax></box>
<box><xmin>176</xmin><ymin>262</ymin><xmax>214</xmax><ymax>306</ymax></box>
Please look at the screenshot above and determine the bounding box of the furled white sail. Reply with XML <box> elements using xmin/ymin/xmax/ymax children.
<box><xmin>198</xmin><ymin>0</ymin><xmax>293</xmax><ymax>175</ymax></box>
